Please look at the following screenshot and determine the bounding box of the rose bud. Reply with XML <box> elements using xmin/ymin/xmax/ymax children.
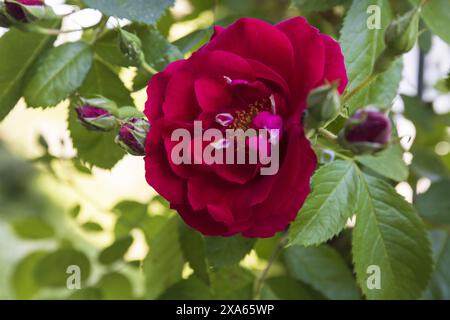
<box><xmin>338</xmin><ymin>107</ymin><xmax>392</xmax><ymax>154</ymax></box>
<box><xmin>304</xmin><ymin>83</ymin><xmax>341</xmax><ymax>129</ymax></box>
<box><xmin>118</xmin><ymin>28</ymin><xmax>146</xmax><ymax>67</ymax></box>
<box><xmin>75</xmin><ymin>105</ymin><xmax>117</xmax><ymax>132</ymax></box>
<box><xmin>385</xmin><ymin>8</ymin><xmax>420</xmax><ymax>56</ymax></box>
<box><xmin>374</xmin><ymin>8</ymin><xmax>420</xmax><ymax>74</ymax></box>
<box><xmin>5</xmin><ymin>0</ymin><xmax>44</xmax><ymax>23</ymax></box>
<box><xmin>115</xmin><ymin>118</ymin><xmax>150</xmax><ymax>156</ymax></box>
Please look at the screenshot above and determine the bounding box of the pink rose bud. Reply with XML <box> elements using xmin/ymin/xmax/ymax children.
<box><xmin>115</xmin><ymin>118</ymin><xmax>150</xmax><ymax>156</ymax></box>
<box><xmin>339</xmin><ymin>107</ymin><xmax>392</xmax><ymax>154</ymax></box>
<box><xmin>75</xmin><ymin>105</ymin><xmax>116</xmax><ymax>132</ymax></box>
<box><xmin>5</xmin><ymin>0</ymin><xmax>44</xmax><ymax>22</ymax></box>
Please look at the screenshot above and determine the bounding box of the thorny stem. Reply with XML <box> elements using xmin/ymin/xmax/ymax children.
<box><xmin>253</xmin><ymin>232</ymin><xmax>288</xmax><ymax>299</ymax></box>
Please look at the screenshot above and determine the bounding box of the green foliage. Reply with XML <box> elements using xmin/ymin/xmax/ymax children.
<box><xmin>98</xmin><ymin>235</ymin><xmax>133</xmax><ymax>265</ymax></box>
<box><xmin>12</xmin><ymin>251</ymin><xmax>48</xmax><ymax>299</ymax></box>
<box><xmin>113</xmin><ymin>200</ymin><xmax>149</xmax><ymax>237</ymax></box>
<box><xmin>410</xmin><ymin>0</ymin><xmax>450</xmax><ymax>45</ymax></box>
<box><xmin>423</xmin><ymin>231</ymin><xmax>450</xmax><ymax>299</ymax></box>
<box><xmin>81</xmin><ymin>222</ymin><xmax>103</xmax><ymax>232</ymax></box>
<box><xmin>96</xmin><ymin>272</ymin><xmax>134</xmax><ymax>300</ymax></box>
<box><xmin>261</xmin><ymin>276</ymin><xmax>324</xmax><ymax>300</ymax></box>
<box><xmin>210</xmin><ymin>266</ymin><xmax>254</xmax><ymax>299</ymax></box>
<box><xmin>67</xmin><ymin>57</ymin><xmax>131</xmax><ymax>169</ymax></box>
<box><xmin>289</xmin><ymin>160</ymin><xmax>359</xmax><ymax>246</ymax></box>
<box><xmin>0</xmin><ymin>21</ymin><xmax>57</xmax><ymax>120</ymax></box>
<box><xmin>205</xmin><ymin>235</ymin><xmax>256</xmax><ymax>269</ymax></box>
<box><xmin>24</xmin><ymin>42</ymin><xmax>93</xmax><ymax>108</ymax></box>
<box><xmin>284</xmin><ymin>244</ymin><xmax>361</xmax><ymax>300</ymax></box>
<box><xmin>353</xmin><ymin>172</ymin><xmax>432</xmax><ymax>299</ymax></box>
<box><xmin>340</xmin><ymin>0</ymin><xmax>402</xmax><ymax>111</ymax></box>
<box><xmin>356</xmin><ymin>144</ymin><xmax>409</xmax><ymax>182</ymax></box>
<box><xmin>83</xmin><ymin>0</ymin><xmax>175</xmax><ymax>25</ymax></box>
<box><xmin>416</xmin><ymin>180</ymin><xmax>450</xmax><ymax>226</ymax></box>
<box><xmin>292</xmin><ymin>0</ymin><xmax>349</xmax><ymax>12</ymax></box>
<box><xmin>159</xmin><ymin>277</ymin><xmax>212</xmax><ymax>300</ymax></box>
<box><xmin>144</xmin><ymin>216</ymin><xmax>184</xmax><ymax>299</ymax></box>
<box><xmin>12</xmin><ymin>217</ymin><xmax>55</xmax><ymax>239</ymax></box>
<box><xmin>34</xmin><ymin>248</ymin><xmax>91</xmax><ymax>287</ymax></box>
<box><xmin>179</xmin><ymin>225</ymin><xmax>210</xmax><ymax>283</ymax></box>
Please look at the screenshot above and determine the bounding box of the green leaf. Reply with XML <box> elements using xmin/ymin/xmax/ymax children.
<box><xmin>12</xmin><ymin>251</ymin><xmax>47</xmax><ymax>299</ymax></box>
<box><xmin>255</xmin><ymin>235</ymin><xmax>280</xmax><ymax>260</ymax></box>
<box><xmin>96</xmin><ymin>272</ymin><xmax>134</xmax><ymax>300</ymax></box>
<box><xmin>34</xmin><ymin>248</ymin><xmax>91</xmax><ymax>287</ymax></box>
<box><xmin>289</xmin><ymin>160</ymin><xmax>359</xmax><ymax>246</ymax></box>
<box><xmin>261</xmin><ymin>276</ymin><xmax>325</xmax><ymax>300</ymax></box>
<box><xmin>353</xmin><ymin>172</ymin><xmax>432</xmax><ymax>299</ymax></box>
<box><xmin>292</xmin><ymin>0</ymin><xmax>349</xmax><ymax>12</ymax></box>
<box><xmin>98</xmin><ymin>235</ymin><xmax>133</xmax><ymax>265</ymax></box>
<box><xmin>132</xmin><ymin>25</ymin><xmax>184</xmax><ymax>91</ymax></box>
<box><xmin>173</xmin><ymin>28</ymin><xmax>212</xmax><ymax>54</ymax></box>
<box><xmin>411</xmin><ymin>148</ymin><xmax>449</xmax><ymax>180</ymax></box>
<box><xmin>0</xmin><ymin>21</ymin><xmax>57</xmax><ymax>120</ymax></box>
<box><xmin>69</xmin><ymin>204</ymin><xmax>81</xmax><ymax>218</ymax></box>
<box><xmin>356</xmin><ymin>144</ymin><xmax>409</xmax><ymax>182</ymax></box>
<box><xmin>179</xmin><ymin>224</ymin><xmax>209</xmax><ymax>284</ymax></box>
<box><xmin>410</xmin><ymin>0</ymin><xmax>450</xmax><ymax>44</ymax></box>
<box><xmin>284</xmin><ymin>244</ymin><xmax>361</xmax><ymax>300</ymax></box>
<box><xmin>340</xmin><ymin>0</ymin><xmax>402</xmax><ymax>112</ymax></box>
<box><xmin>205</xmin><ymin>235</ymin><xmax>255</xmax><ymax>269</ymax></box>
<box><xmin>68</xmin><ymin>59</ymin><xmax>131</xmax><ymax>169</ymax></box>
<box><xmin>83</xmin><ymin>0</ymin><xmax>174</xmax><ymax>25</ymax></box>
<box><xmin>12</xmin><ymin>217</ymin><xmax>55</xmax><ymax>239</ymax></box>
<box><xmin>422</xmin><ymin>231</ymin><xmax>450</xmax><ymax>299</ymax></box>
<box><xmin>113</xmin><ymin>200</ymin><xmax>149</xmax><ymax>237</ymax></box>
<box><xmin>24</xmin><ymin>41</ymin><xmax>93</xmax><ymax>108</ymax></box>
<box><xmin>210</xmin><ymin>266</ymin><xmax>254</xmax><ymax>299</ymax></box>
<box><xmin>159</xmin><ymin>277</ymin><xmax>212</xmax><ymax>300</ymax></box>
<box><xmin>81</xmin><ymin>222</ymin><xmax>103</xmax><ymax>232</ymax></box>
<box><xmin>144</xmin><ymin>216</ymin><xmax>184</xmax><ymax>299</ymax></box>
<box><xmin>416</xmin><ymin>180</ymin><xmax>450</xmax><ymax>226</ymax></box>
<box><xmin>69</xmin><ymin>288</ymin><xmax>102</xmax><ymax>300</ymax></box>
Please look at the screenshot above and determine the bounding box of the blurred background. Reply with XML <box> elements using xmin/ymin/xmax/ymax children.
<box><xmin>0</xmin><ymin>0</ymin><xmax>449</xmax><ymax>299</ymax></box>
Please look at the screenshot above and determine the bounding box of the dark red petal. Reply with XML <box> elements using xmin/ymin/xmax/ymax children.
<box><xmin>194</xmin><ymin>77</ymin><xmax>232</xmax><ymax>112</ymax></box>
<box><xmin>204</xmin><ymin>18</ymin><xmax>295</xmax><ymax>81</ymax></box>
<box><xmin>144</xmin><ymin>120</ymin><xmax>187</xmax><ymax>205</ymax></box>
<box><xmin>243</xmin><ymin>125</ymin><xmax>317</xmax><ymax>237</ymax></box>
<box><xmin>276</xmin><ymin>17</ymin><xmax>326</xmax><ymax>108</ymax></box>
<box><xmin>174</xmin><ymin>204</ymin><xmax>231</xmax><ymax>236</ymax></box>
<box><xmin>144</xmin><ymin>60</ymin><xmax>186</xmax><ymax>122</ymax></box>
<box><xmin>162</xmin><ymin>71</ymin><xmax>200</xmax><ymax>121</ymax></box>
<box><xmin>319</xmin><ymin>34</ymin><xmax>348</xmax><ymax>94</ymax></box>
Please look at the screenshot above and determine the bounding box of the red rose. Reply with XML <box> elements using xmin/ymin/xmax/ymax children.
<box><xmin>144</xmin><ymin>17</ymin><xmax>348</xmax><ymax>237</ymax></box>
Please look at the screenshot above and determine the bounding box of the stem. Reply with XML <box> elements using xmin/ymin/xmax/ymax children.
<box><xmin>318</xmin><ymin>127</ymin><xmax>338</xmax><ymax>143</ymax></box>
<box><xmin>89</xmin><ymin>16</ymin><xmax>109</xmax><ymax>44</ymax></box>
<box><xmin>19</xmin><ymin>23</ymin><xmax>99</xmax><ymax>35</ymax></box>
<box><xmin>342</xmin><ymin>74</ymin><xmax>376</xmax><ymax>104</ymax></box>
<box><xmin>253</xmin><ymin>233</ymin><xmax>288</xmax><ymax>299</ymax></box>
<box><xmin>419</xmin><ymin>0</ymin><xmax>431</xmax><ymax>7</ymax></box>
<box><xmin>142</xmin><ymin>61</ymin><xmax>158</xmax><ymax>75</ymax></box>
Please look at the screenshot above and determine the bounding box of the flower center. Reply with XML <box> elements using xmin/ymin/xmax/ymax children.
<box><xmin>229</xmin><ymin>97</ymin><xmax>272</xmax><ymax>130</ymax></box>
